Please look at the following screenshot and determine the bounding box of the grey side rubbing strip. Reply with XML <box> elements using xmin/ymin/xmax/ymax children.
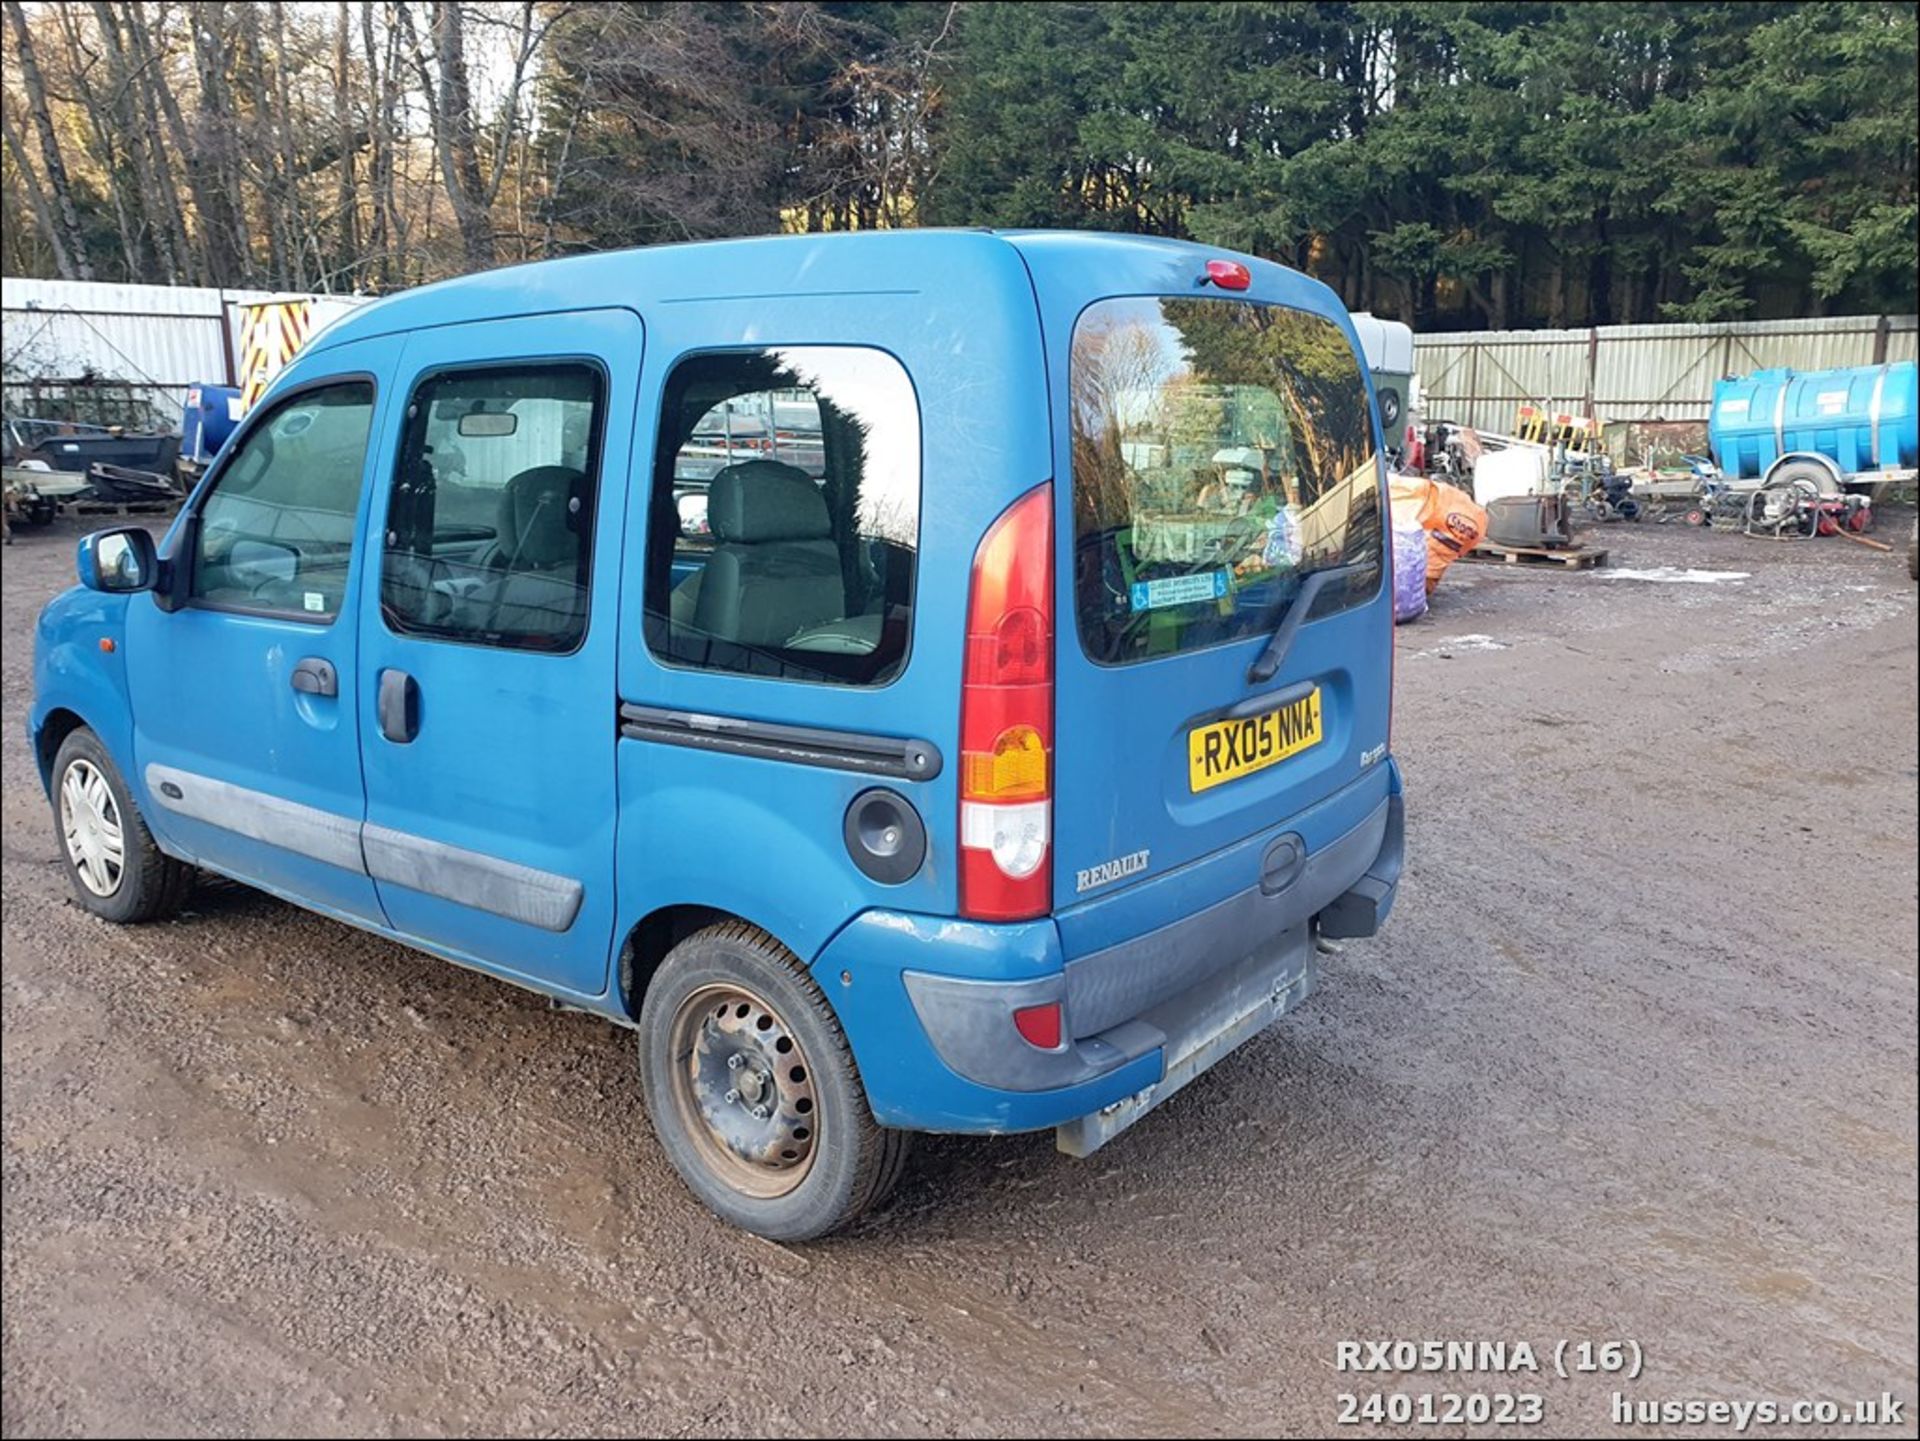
<box><xmin>143</xmin><ymin>764</ymin><xmax>583</xmax><ymax>931</ymax></box>
<box><xmin>144</xmin><ymin>763</ymin><xmax>365</xmax><ymax>873</ymax></box>
<box><xmin>618</xmin><ymin>703</ymin><xmax>942</xmax><ymax>782</ymax></box>
<box><xmin>362</xmin><ymin>824</ymin><xmax>583</xmax><ymax>933</ymax></box>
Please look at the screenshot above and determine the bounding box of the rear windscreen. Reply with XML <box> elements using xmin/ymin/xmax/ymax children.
<box><xmin>1070</xmin><ymin>296</ymin><xmax>1383</xmax><ymax>666</ymax></box>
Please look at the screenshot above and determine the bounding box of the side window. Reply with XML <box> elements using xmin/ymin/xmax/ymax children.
<box><xmin>381</xmin><ymin>364</ymin><xmax>604</xmax><ymax>653</ymax></box>
<box><xmin>191</xmin><ymin>380</ymin><xmax>373</xmax><ymax>618</ymax></box>
<box><xmin>644</xmin><ymin>347</ymin><xmax>920</xmax><ymax>687</ymax></box>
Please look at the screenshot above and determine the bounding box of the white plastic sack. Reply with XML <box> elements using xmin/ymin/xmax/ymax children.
<box><xmin>1473</xmin><ymin>446</ymin><xmax>1550</xmax><ymax>502</ymax></box>
<box><xmin>1391</xmin><ymin>519</ymin><xmax>1429</xmax><ymax>624</ymax></box>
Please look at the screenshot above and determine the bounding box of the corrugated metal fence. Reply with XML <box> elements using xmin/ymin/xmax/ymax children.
<box><xmin>1415</xmin><ymin>313</ymin><xmax>1920</xmax><ymax>435</ymax></box>
<box><xmin>11</xmin><ymin>278</ymin><xmax>1915</xmax><ymax>445</ymax></box>
<box><xmin>1</xmin><ymin>277</ymin><xmax>366</xmax><ymax>423</ymax></box>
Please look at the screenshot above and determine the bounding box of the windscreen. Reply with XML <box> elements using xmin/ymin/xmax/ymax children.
<box><xmin>1071</xmin><ymin>296</ymin><xmax>1382</xmax><ymax>666</ymax></box>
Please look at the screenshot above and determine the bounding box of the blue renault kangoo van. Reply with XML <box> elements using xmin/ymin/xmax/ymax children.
<box><xmin>33</xmin><ymin>231</ymin><xmax>1403</xmax><ymax>1238</ymax></box>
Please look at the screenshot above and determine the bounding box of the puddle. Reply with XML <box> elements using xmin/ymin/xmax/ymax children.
<box><xmin>1404</xmin><ymin>633</ymin><xmax>1511</xmax><ymax>660</ymax></box>
<box><xmin>1594</xmin><ymin>567</ymin><xmax>1751</xmax><ymax>584</ymax></box>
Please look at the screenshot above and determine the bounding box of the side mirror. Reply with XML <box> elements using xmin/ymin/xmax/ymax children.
<box><xmin>77</xmin><ymin>528</ymin><xmax>158</xmax><ymax>594</ymax></box>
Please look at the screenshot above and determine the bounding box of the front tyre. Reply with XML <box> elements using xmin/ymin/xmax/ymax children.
<box><xmin>639</xmin><ymin>921</ymin><xmax>910</xmax><ymax>1240</ymax></box>
<box><xmin>51</xmin><ymin>727</ymin><xmax>193</xmax><ymax>923</ymax></box>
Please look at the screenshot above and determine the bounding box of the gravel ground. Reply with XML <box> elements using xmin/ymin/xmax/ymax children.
<box><xmin>2</xmin><ymin>510</ymin><xmax>1915</xmax><ymax>1439</ymax></box>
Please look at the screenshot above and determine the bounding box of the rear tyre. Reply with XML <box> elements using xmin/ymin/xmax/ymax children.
<box><xmin>50</xmin><ymin>727</ymin><xmax>193</xmax><ymax>923</ymax></box>
<box><xmin>638</xmin><ymin>921</ymin><xmax>910</xmax><ymax>1240</ymax></box>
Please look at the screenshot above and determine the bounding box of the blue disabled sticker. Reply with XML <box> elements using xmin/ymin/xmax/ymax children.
<box><xmin>1130</xmin><ymin>569</ymin><xmax>1230</xmax><ymax>612</ymax></box>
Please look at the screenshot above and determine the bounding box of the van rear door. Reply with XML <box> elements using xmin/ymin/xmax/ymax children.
<box><xmin>1022</xmin><ymin>250</ymin><xmax>1393</xmax><ymax>922</ymax></box>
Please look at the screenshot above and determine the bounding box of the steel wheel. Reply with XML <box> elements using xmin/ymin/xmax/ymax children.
<box><xmin>60</xmin><ymin>758</ymin><xmax>125</xmax><ymax>898</ymax></box>
<box><xmin>667</xmin><ymin>982</ymin><xmax>820</xmax><ymax>1200</ymax></box>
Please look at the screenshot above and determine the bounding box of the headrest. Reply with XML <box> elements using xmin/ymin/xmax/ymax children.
<box><xmin>708</xmin><ymin>461</ymin><xmax>831</xmax><ymax>544</ymax></box>
<box><xmin>497</xmin><ymin>466</ymin><xmax>586</xmax><ymax>568</ymax></box>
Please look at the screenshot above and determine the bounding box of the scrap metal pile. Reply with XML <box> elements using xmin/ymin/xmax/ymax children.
<box><xmin>1398</xmin><ymin>358</ymin><xmax>1916</xmax><ymax>577</ymax></box>
<box><xmin>3</xmin><ymin>415</ymin><xmax>185</xmax><ymax>536</ymax></box>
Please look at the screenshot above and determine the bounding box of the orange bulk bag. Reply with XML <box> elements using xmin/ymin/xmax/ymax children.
<box><xmin>1388</xmin><ymin>474</ymin><xmax>1488</xmax><ymax>594</ymax></box>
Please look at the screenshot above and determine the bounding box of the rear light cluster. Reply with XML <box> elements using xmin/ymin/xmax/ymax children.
<box><xmin>959</xmin><ymin>483</ymin><xmax>1054</xmax><ymax>921</ymax></box>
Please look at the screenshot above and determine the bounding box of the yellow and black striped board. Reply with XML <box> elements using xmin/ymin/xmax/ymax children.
<box><xmin>238</xmin><ymin>299</ymin><xmax>315</xmax><ymax>413</ymax></box>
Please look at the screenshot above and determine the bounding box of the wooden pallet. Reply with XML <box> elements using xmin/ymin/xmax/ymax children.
<box><xmin>1465</xmin><ymin>541</ymin><xmax>1608</xmax><ymax>570</ymax></box>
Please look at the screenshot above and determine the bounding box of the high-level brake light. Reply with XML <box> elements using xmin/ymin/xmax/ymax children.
<box><xmin>1204</xmin><ymin>259</ymin><xmax>1252</xmax><ymax>291</ymax></box>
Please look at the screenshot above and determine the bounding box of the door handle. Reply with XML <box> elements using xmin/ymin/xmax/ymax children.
<box><xmin>378</xmin><ymin>668</ymin><xmax>419</xmax><ymax>743</ymax></box>
<box><xmin>290</xmin><ymin>657</ymin><xmax>338</xmax><ymax>698</ymax></box>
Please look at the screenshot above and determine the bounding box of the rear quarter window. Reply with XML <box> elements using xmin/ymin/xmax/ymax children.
<box><xmin>642</xmin><ymin>347</ymin><xmax>920</xmax><ymax>688</ymax></box>
<box><xmin>1071</xmin><ymin>296</ymin><xmax>1382</xmax><ymax>666</ymax></box>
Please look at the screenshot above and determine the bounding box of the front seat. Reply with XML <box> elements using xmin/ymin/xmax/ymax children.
<box><xmin>692</xmin><ymin>460</ymin><xmax>844</xmax><ymax>646</ymax></box>
<box><xmin>477</xmin><ymin>464</ymin><xmax>590</xmax><ymax>640</ymax></box>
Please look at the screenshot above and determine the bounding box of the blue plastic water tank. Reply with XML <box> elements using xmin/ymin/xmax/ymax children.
<box><xmin>1709</xmin><ymin>361</ymin><xmax>1918</xmax><ymax>482</ymax></box>
<box><xmin>180</xmin><ymin>384</ymin><xmax>243</xmax><ymax>466</ymax></box>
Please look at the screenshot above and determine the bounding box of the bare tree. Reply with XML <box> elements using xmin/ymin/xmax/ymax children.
<box><xmin>333</xmin><ymin>2</ymin><xmax>360</xmax><ymax>281</ymax></box>
<box><xmin>265</xmin><ymin>1</ymin><xmax>310</xmax><ymax>285</ymax></box>
<box><xmin>360</xmin><ymin>0</ymin><xmax>397</xmax><ymax>286</ymax></box>
<box><xmin>86</xmin><ymin>1</ymin><xmax>185</xmax><ymax>282</ymax></box>
<box><xmin>399</xmin><ymin>1</ymin><xmax>564</xmax><ymax>271</ymax></box>
<box><xmin>231</xmin><ymin>2</ymin><xmax>289</xmax><ymax>280</ymax></box>
<box><xmin>1</xmin><ymin>102</ymin><xmax>77</xmax><ymax>278</ymax></box>
<box><xmin>52</xmin><ymin>4</ymin><xmax>146</xmax><ymax>277</ymax></box>
<box><xmin>538</xmin><ymin>4</ymin><xmax>789</xmax><ymax>247</ymax></box>
<box><xmin>4</xmin><ymin>0</ymin><xmax>95</xmax><ymax>279</ymax></box>
<box><xmin>116</xmin><ymin>1</ymin><xmax>198</xmax><ymax>282</ymax></box>
<box><xmin>6</xmin><ymin>0</ymin><xmax>946</xmax><ymax>291</ymax></box>
<box><xmin>400</xmin><ymin>0</ymin><xmax>493</xmax><ymax>268</ymax></box>
<box><xmin>126</xmin><ymin>0</ymin><xmax>224</xmax><ymax>283</ymax></box>
<box><xmin>189</xmin><ymin>0</ymin><xmax>255</xmax><ymax>284</ymax></box>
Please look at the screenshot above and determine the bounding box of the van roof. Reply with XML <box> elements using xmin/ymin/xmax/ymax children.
<box><xmin>309</xmin><ymin>229</ymin><xmax>1348</xmax><ymax>354</ymax></box>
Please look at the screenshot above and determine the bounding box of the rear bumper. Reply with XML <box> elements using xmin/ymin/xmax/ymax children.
<box><xmin>817</xmin><ymin>761</ymin><xmax>1403</xmax><ymax>1138</ymax></box>
<box><xmin>1315</xmin><ymin>781</ymin><xmax>1404</xmax><ymax>939</ymax></box>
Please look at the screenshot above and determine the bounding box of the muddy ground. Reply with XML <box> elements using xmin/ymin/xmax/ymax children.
<box><xmin>2</xmin><ymin>510</ymin><xmax>1915</xmax><ymax>1439</ymax></box>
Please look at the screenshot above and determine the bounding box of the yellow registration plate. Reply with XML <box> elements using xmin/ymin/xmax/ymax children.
<box><xmin>1188</xmin><ymin>689</ymin><xmax>1323</xmax><ymax>792</ymax></box>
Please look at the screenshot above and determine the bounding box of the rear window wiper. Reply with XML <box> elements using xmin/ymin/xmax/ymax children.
<box><xmin>1245</xmin><ymin>560</ymin><xmax>1369</xmax><ymax>686</ymax></box>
